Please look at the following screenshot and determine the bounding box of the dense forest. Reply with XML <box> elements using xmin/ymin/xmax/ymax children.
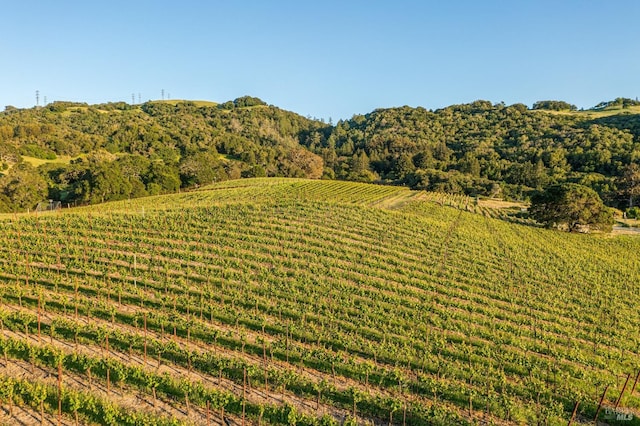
<box><xmin>0</xmin><ymin>96</ymin><xmax>639</xmax><ymax>213</ymax></box>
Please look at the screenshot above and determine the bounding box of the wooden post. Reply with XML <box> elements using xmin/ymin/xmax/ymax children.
<box><xmin>144</xmin><ymin>312</ymin><xmax>147</xmax><ymax>363</ymax></box>
<box><xmin>630</xmin><ymin>369</ymin><xmax>640</xmax><ymax>395</ymax></box>
<box><xmin>264</xmin><ymin>366</ymin><xmax>268</xmax><ymax>395</ymax></box>
<box><xmin>594</xmin><ymin>384</ymin><xmax>609</xmax><ymax>422</ymax></box>
<box><xmin>615</xmin><ymin>373</ymin><xmax>631</xmax><ymax>409</ymax></box>
<box><xmin>105</xmin><ymin>334</ymin><xmax>109</xmax><ymax>358</ymax></box>
<box><xmin>37</xmin><ymin>295</ymin><xmax>42</xmax><ymax>342</ymax></box>
<box><xmin>567</xmin><ymin>401</ymin><xmax>579</xmax><ymax>426</ymax></box>
<box><xmin>58</xmin><ymin>362</ymin><xmax>62</xmax><ymax>426</ymax></box>
<box><xmin>403</xmin><ymin>403</ymin><xmax>407</xmax><ymax>426</ymax></box>
<box><xmin>242</xmin><ymin>367</ymin><xmax>246</xmax><ymax>426</ymax></box>
<box><xmin>74</xmin><ymin>279</ymin><xmax>79</xmax><ymax>320</ymax></box>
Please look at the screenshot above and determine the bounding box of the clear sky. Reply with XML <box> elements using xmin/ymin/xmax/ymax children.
<box><xmin>1</xmin><ymin>0</ymin><xmax>639</xmax><ymax>120</ymax></box>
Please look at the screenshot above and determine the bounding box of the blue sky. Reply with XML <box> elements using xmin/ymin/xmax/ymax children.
<box><xmin>1</xmin><ymin>0</ymin><xmax>639</xmax><ymax>120</ymax></box>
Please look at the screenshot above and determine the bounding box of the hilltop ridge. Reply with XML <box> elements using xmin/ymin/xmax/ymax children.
<box><xmin>0</xmin><ymin>97</ymin><xmax>639</xmax><ymax>214</ymax></box>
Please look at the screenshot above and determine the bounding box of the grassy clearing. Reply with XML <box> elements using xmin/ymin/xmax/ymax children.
<box><xmin>534</xmin><ymin>105</ymin><xmax>640</xmax><ymax>118</ymax></box>
<box><xmin>21</xmin><ymin>155</ymin><xmax>75</xmax><ymax>168</ymax></box>
<box><xmin>148</xmin><ymin>99</ymin><xmax>218</xmax><ymax>107</ymax></box>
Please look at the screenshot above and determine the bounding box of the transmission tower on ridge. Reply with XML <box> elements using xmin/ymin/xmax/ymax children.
<box><xmin>36</xmin><ymin>90</ymin><xmax>40</xmax><ymax>106</ymax></box>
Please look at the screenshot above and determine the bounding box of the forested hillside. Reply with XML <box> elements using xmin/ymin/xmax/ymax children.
<box><xmin>1</xmin><ymin>97</ymin><xmax>639</xmax><ymax>213</ymax></box>
<box><xmin>0</xmin><ymin>98</ymin><xmax>328</xmax><ymax>212</ymax></box>
<box><xmin>308</xmin><ymin>100</ymin><xmax>640</xmax><ymax>205</ymax></box>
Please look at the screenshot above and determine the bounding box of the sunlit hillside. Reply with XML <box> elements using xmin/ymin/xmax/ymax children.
<box><xmin>0</xmin><ymin>178</ymin><xmax>639</xmax><ymax>425</ymax></box>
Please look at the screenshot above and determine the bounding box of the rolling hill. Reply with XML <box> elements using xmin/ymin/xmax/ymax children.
<box><xmin>0</xmin><ymin>178</ymin><xmax>639</xmax><ymax>425</ymax></box>
<box><xmin>1</xmin><ymin>97</ymin><xmax>640</xmax><ymax>215</ymax></box>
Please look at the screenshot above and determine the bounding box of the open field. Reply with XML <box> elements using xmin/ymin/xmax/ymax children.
<box><xmin>148</xmin><ymin>100</ymin><xmax>219</xmax><ymax>107</ymax></box>
<box><xmin>0</xmin><ymin>156</ymin><xmax>76</xmax><ymax>176</ymax></box>
<box><xmin>534</xmin><ymin>105</ymin><xmax>640</xmax><ymax>118</ymax></box>
<box><xmin>20</xmin><ymin>155</ymin><xmax>75</xmax><ymax>168</ymax></box>
<box><xmin>0</xmin><ymin>178</ymin><xmax>639</xmax><ymax>425</ymax></box>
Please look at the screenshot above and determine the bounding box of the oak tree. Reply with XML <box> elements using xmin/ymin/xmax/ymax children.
<box><xmin>530</xmin><ymin>183</ymin><xmax>613</xmax><ymax>232</ymax></box>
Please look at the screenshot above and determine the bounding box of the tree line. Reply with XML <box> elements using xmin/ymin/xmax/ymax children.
<box><xmin>303</xmin><ymin>100</ymin><xmax>640</xmax><ymax>210</ymax></box>
<box><xmin>0</xmin><ymin>98</ymin><xmax>326</xmax><ymax>211</ymax></box>
<box><xmin>0</xmin><ymin>97</ymin><xmax>639</xmax><ymax>214</ymax></box>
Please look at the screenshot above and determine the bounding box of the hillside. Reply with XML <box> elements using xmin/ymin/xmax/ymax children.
<box><xmin>1</xmin><ymin>97</ymin><xmax>640</xmax><ymax>215</ymax></box>
<box><xmin>0</xmin><ymin>98</ymin><xmax>329</xmax><ymax>212</ymax></box>
<box><xmin>317</xmin><ymin>101</ymin><xmax>640</xmax><ymax>204</ymax></box>
<box><xmin>0</xmin><ymin>178</ymin><xmax>639</xmax><ymax>425</ymax></box>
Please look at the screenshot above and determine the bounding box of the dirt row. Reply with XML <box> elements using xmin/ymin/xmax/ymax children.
<box><xmin>0</xmin><ymin>402</ymin><xmax>79</xmax><ymax>426</ymax></box>
<box><xmin>0</xmin><ymin>315</ymin><xmax>354</xmax><ymax>425</ymax></box>
<box><xmin>1</xmin><ymin>297</ymin><xmax>507</xmax><ymax>425</ymax></box>
<box><xmin>1</xmin><ymin>356</ymin><xmax>249</xmax><ymax>426</ymax></box>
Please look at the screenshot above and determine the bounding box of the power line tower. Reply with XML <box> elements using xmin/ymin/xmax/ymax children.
<box><xmin>132</xmin><ymin>93</ymin><xmax>135</xmax><ymax>104</ymax></box>
<box><xmin>161</xmin><ymin>89</ymin><xmax>165</xmax><ymax>100</ymax></box>
<box><xmin>138</xmin><ymin>93</ymin><xmax>141</xmax><ymax>104</ymax></box>
<box><xmin>36</xmin><ymin>90</ymin><xmax>40</xmax><ymax>106</ymax></box>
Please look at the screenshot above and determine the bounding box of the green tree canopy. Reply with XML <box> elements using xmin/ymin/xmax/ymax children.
<box><xmin>529</xmin><ymin>183</ymin><xmax>613</xmax><ymax>232</ymax></box>
<box><xmin>0</xmin><ymin>163</ymin><xmax>48</xmax><ymax>212</ymax></box>
<box><xmin>178</xmin><ymin>151</ymin><xmax>224</xmax><ymax>187</ymax></box>
<box><xmin>532</xmin><ymin>100</ymin><xmax>577</xmax><ymax>111</ymax></box>
<box><xmin>618</xmin><ymin>163</ymin><xmax>640</xmax><ymax>208</ymax></box>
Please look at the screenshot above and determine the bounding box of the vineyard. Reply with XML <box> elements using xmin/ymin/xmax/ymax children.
<box><xmin>0</xmin><ymin>178</ymin><xmax>639</xmax><ymax>425</ymax></box>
